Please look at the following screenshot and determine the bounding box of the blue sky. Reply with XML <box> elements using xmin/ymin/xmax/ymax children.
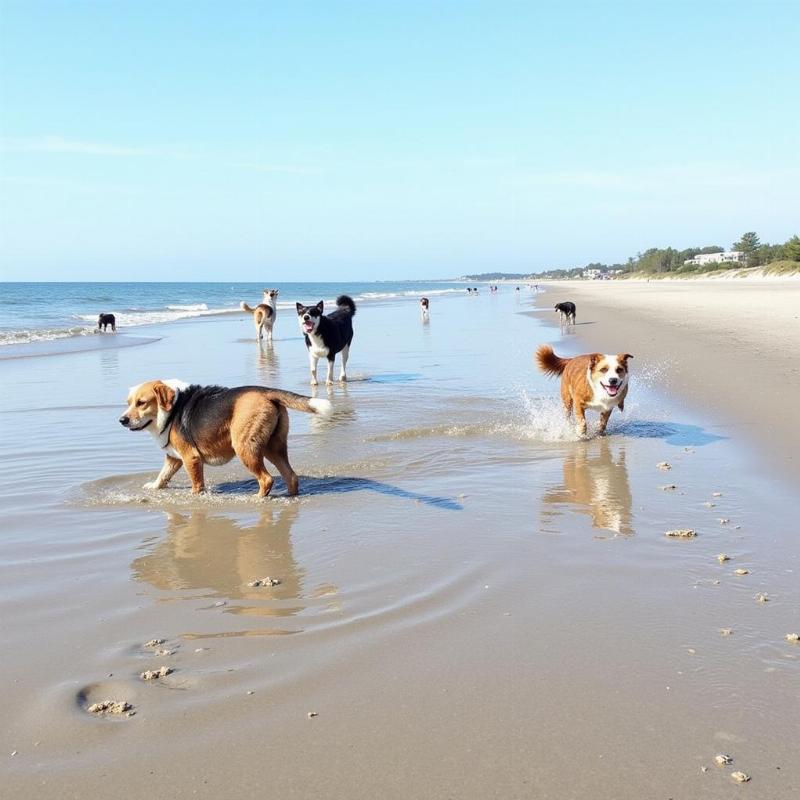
<box><xmin>1</xmin><ymin>0</ymin><xmax>798</xmax><ymax>280</ymax></box>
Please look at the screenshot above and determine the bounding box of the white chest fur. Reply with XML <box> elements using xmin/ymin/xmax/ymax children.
<box><xmin>306</xmin><ymin>332</ymin><xmax>329</xmax><ymax>358</ymax></box>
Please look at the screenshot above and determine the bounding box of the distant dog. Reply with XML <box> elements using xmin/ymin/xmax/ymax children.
<box><xmin>98</xmin><ymin>313</ymin><xmax>116</xmax><ymax>332</ymax></box>
<box><xmin>241</xmin><ymin>289</ymin><xmax>279</xmax><ymax>341</ymax></box>
<box><xmin>296</xmin><ymin>295</ymin><xmax>356</xmax><ymax>385</ymax></box>
<box><xmin>119</xmin><ymin>379</ymin><xmax>332</xmax><ymax>497</ymax></box>
<box><xmin>420</xmin><ymin>297</ymin><xmax>429</xmax><ymax>314</ymax></box>
<box><xmin>554</xmin><ymin>302</ymin><xmax>576</xmax><ymax>326</ymax></box>
<box><xmin>536</xmin><ymin>345</ymin><xmax>632</xmax><ymax>437</ymax></box>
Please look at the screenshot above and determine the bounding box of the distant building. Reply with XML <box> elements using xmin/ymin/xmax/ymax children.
<box><xmin>582</xmin><ymin>268</ymin><xmax>605</xmax><ymax>279</ymax></box>
<box><xmin>683</xmin><ymin>251</ymin><xmax>745</xmax><ymax>266</ymax></box>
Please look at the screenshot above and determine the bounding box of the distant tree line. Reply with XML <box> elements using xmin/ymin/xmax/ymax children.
<box><xmin>523</xmin><ymin>232</ymin><xmax>800</xmax><ymax>278</ymax></box>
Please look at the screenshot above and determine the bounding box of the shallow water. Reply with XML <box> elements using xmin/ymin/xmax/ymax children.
<box><xmin>2</xmin><ymin>288</ymin><xmax>798</xmax><ymax>798</ymax></box>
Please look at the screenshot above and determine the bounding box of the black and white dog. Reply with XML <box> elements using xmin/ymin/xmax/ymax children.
<box><xmin>296</xmin><ymin>295</ymin><xmax>356</xmax><ymax>385</ymax></box>
<box><xmin>554</xmin><ymin>301</ymin><xmax>576</xmax><ymax>326</ymax></box>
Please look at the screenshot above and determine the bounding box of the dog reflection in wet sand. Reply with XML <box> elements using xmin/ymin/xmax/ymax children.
<box><xmin>542</xmin><ymin>439</ymin><xmax>633</xmax><ymax>536</ymax></box>
<box><xmin>131</xmin><ymin>506</ymin><xmax>340</xmax><ymax>618</ymax></box>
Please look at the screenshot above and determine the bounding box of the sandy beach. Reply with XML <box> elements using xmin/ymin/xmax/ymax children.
<box><xmin>2</xmin><ymin>285</ymin><xmax>799</xmax><ymax>799</ymax></box>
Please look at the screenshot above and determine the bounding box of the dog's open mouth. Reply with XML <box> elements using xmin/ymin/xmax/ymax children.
<box><xmin>601</xmin><ymin>383</ymin><xmax>620</xmax><ymax>397</ymax></box>
<box><xmin>130</xmin><ymin>420</ymin><xmax>153</xmax><ymax>431</ymax></box>
<box><xmin>302</xmin><ymin>321</ymin><xmax>315</xmax><ymax>333</ymax></box>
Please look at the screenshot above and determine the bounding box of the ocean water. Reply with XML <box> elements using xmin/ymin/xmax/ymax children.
<box><xmin>0</xmin><ymin>280</ymin><xmax>468</xmax><ymax>346</ymax></box>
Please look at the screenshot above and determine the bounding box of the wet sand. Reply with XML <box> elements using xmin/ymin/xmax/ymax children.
<box><xmin>537</xmin><ymin>278</ymin><xmax>800</xmax><ymax>477</ymax></box>
<box><xmin>2</xmin><ymin>289</ymin><xmax>799</xmax><ymax>799</ymax></box>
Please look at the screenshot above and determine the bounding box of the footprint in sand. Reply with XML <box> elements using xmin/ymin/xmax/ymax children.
<box><xmin>76</xmin><ymin>682</ymin><xmax>137</xmax><ymax>718</ymax></box>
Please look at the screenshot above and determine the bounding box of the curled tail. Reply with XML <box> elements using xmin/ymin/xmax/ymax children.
<box><xmin>240</xmin><ymin>301</ymin><xmax>255</xmax><ymax>313</ymax></box>
<box><xmin>336</xmin><ymin>295</ymin><xmax>357</xmax><ymax>316</ymax></box>
<box><xmin>265</xmin><ymin>389</ymin><xmax>333</xmax><ymax>419</ymax></box>
<box><xmin>535</xmin><ymin>345</ymin><xmax>569</xmax><ymax>377</ymax></box>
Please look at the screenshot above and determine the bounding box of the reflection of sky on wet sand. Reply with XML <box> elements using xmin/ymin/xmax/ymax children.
<box><xmin>131</xmin><ymin>503</ymin><xmax>339</xmax><ymax>619</ymax></box>
<box><xmin>541</xmin><ymin>438</ymin><xmax>633</xmax><ymax>536</ymax></box>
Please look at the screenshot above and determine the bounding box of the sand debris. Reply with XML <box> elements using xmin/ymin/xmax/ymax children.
<box><xmin>155</xmin><ymin>648</ymin><xmax>175</xmax><ymax>657</ymax></box>
<box><xmin>657</xmin><ymin>462</ymin><xmax>672</xmax><ymax>471</ymax></box>
<box><xmin>786</xmin><ymin>633</ymin><xmax>800</xmax><ymax>643</ymax></box>
<box><xmin>307</xmin><ymin>711</ymin><xmax>319</xmax><ymax>718</ymax></box>
<box><xmin>247</xmin><ymin>577</ymin><xmax>281</xmax><ymax>588</ymax></box>
<box><xmin>140</xmin><ymin>666</ymin><xmax>173</xmax><ymax>681</ymax></box>
<box><xmin>718</xmin><ymin>518</ymin><xmax>730</xmax><ymax>525</ymax></box>
<box><xmin>88</xmin><ymin>700</ymin><xmax>132</xmax><ymax>716</ymax></box>
<box><xmin>714</xmin><ymin>754</ymin><xmax>733</xmax><ymax>766</ymax></box>
<box><xmin>717</xmin><ymin>553</ymin><xmax>731</xmax><ymax>563</ymax></box>
<box><xmin>755</xmin><ymin>593</ymin><xmax>769</xmax><ymax>603</ymax></box>
<box><xmin>720</xmin><ymin>628</ymin><xmax>733</xmax><ymax>636</ymax></box>
<box><xmin>665</xmin><ymin>529</ymin><xmax>697</xmax><ymax>538</ymax></box>
<box><xmin>734</xmin><ymin>568</ymin><xmax>749</xmax><ymax>576</ymax></box>
<box><xmin>144</xmin><ymin>639</ymin><xmax>165</xmax><ymax>648</ymax></box>
<box><xmin>660</xmin><ymin>484</ymin><xmax>677</xmax><ymax>491</ymax></box>
<box><xmin>731</xmin><ymin>771</ymin><xmax>750</xmax><ymax>783</ymax></box>
<box><xmin>712</xmin><ymin>492</ymin><xmax>723</xmax><ymax>497</ymax></box>
<box><xmin>703</xmin><ymin>502</ymin><xmax>716</xmax><ymax>508</ymax></box>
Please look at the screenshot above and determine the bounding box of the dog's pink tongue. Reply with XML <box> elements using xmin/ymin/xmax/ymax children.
<box><xmin>607</xmin><ymin>385</ymin><xmax>618</xmax><ymax>396</ymax></box>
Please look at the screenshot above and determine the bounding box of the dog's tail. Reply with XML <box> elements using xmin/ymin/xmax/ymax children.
<box><xmin>240</xmin><ymin>301</ymin><xmax>255</xmax><ymax>313</ymax></box>
<box><xmin>535</xmin><ymin>344</ymin><xmax>569</xmax><ymax>377</ymax></box>
<box><xmin>265</xmin><ymin>390</ymin><xmax>333</xmax><ymax>419</ymax></box>
<box><xmin>336</xmin><ymin>295</ymin><xmax>357</xmax><ymax>316</ymax></box>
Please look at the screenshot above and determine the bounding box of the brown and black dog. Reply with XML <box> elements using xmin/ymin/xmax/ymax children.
<box><xmin>119</xmin><ymin>379</ymin><xmax>332</xmax><ymax>497</ymax></box>
<box><xmin>536</xmin><ymin>345</ymin><xmax>632</xmax><ymax>437</ymax></box>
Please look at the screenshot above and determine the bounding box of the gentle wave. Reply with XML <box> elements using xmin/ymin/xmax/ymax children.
<box><xmin>166</xmin><ymin>303</ymin><xmax>209</xmax><ymax>311</ymax></box>
<box><xmin>0</xmin><ymin>326</ymin><xmax>95</xmax><ymax>346</ymax></box>
<box><xmin>75</xmin><ymin>306</ymin><xmax>239</xmax><ymax>328</ymax></box>
<box><xmin>1</xmin><ymin>286</ymin><xmax>463</xmax><ymax>346</ymax></box>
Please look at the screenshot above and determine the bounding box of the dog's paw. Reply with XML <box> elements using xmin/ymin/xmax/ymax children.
<box><xmin>325</xmin><ymin>379</ymin><xmax>334</xmax><ymax>386</ymax></box>
<box><xmin>339</xmin><ymin>375</ymin><xmax>347</xmax><ymax>383</ymax></box>
<box><xmin>143</xmin><ymin>481</ymin><xmax>161</xmax><ymax>490</ymax></box>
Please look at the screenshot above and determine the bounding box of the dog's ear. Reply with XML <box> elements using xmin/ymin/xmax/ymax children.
<box><xmin>316</xmin><ymin>301</ymin><xmax>324</xmax><ymax>313</ymax></box>
<box><xmin>589</xmin><ymin>353</ymin><xmax>601</xmax><ymax>370</ymax></box>
<box><xmin>618</xmin><ymin>353</ymin><xmax>634</xmax><ymax>366</ymax></box>
<box><xmin>296</xmin><ymin>302</ymin><xmax>305</xmax><ymax>314</ymax></box>
<box><xmin>153</xmin><ymin>382</ymin><xmax>176</xmax><ymax>412</ymax></box>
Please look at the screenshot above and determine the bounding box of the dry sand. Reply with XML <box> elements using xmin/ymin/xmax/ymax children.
<box><xmin>2</xmin><ymin>288</ymin><xmax>799</xmax><ymax>799</ymax></box>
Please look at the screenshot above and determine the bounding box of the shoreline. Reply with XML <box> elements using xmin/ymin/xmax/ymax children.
<box><xmin>533</xmin><ymin>279</ymin><xmax>800</xmax><ymax>479</ymax></box>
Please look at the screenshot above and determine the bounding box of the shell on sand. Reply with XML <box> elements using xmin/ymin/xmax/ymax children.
<box><xmin>140</xmin><ymin>666</ymin><xmax>173</xmax><ymax>681</ymax></box>
<box><xmin>657</xmin><ymin>462</ymin><xmax>672</xmax><ymax>471</ymax></box>
<box><xmin>714</xmin><ymin>754</ymin><xmax>733</xmax><ymax>766</ymax></box>
<box><xmin>733</xmin><ymin>568</ymin><xmax>749</xmax><ymax>575</ymax></box>
<box><xmin>720</xmin><ymin>628</ymin><xmax>733</xmax><ymax>636</ymax></box>
<box><xmin>786</xmin><ymin>633</ymin><xmax>800</xmax><ymax>643</ymax></box>
<box><xmin>717</xmin><ymin>553</ymin><xmax>730</xmax><ymax>562</ymax></box>
<box><xmin>88</xmin><ymin>700</ymin><xmax>132</xmax><ymax>715</ymax></box>
<box><xmin>665</xmin><ymin>529</ymin><xmax>696</xmax><ymax>538</ymax></box>
<box><xmin>248</xmin><ymin>577</ymin><xmax>281</xmax><ymax>587</ymax></box>
<box><xmin>731</xmin><ymin>771</ymin><xmax>750</xmax><ymax>783</ymax></box>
